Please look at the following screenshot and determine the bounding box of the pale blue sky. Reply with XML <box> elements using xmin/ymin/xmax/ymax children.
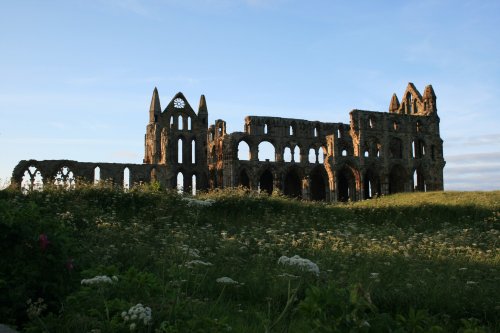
<box><xmin>1</xmin><ymin>0</ymin><xmax>499</xmax><ymax>190</ymax></box>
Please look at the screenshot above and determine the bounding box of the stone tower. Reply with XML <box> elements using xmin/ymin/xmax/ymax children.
<box><xmin>143</xmin><ymin>89</ymin><xmax>209</xmax><ymax>191</ymax></box>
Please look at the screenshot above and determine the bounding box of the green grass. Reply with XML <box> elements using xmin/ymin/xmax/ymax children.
<box><xmin>0</xmin><ymin>186</ymin><xmax>498</xmax><ymax>332</ymax></box>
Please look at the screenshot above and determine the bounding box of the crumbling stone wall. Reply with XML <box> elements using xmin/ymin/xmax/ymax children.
<box><xmin>11</xmin><ymin>83</ymin><xmax>445</xmax><ymax>201</ymax></box>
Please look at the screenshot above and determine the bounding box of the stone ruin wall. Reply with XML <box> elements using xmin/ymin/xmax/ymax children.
<box><xmin>11</xmin><ymin>83</ymin><xmax>445</xmax><ymax>202</ymax></box>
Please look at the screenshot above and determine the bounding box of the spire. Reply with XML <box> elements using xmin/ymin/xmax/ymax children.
<box><xmin>198</xmin><ymin>94</ymin><xmax>208</xmax><ymax>114</ymax></box>
<box><xmin>389</xmin><ymin>93</ymin><xmax>400</xmax><ymax>113</ymax></box>
<box><xmin>149</xmin><ymin>87</ymin><xmax>161</xmax><ymax>122</ymax></box>
<box><xmin>423</xmin><ymin>85</ymin><xmax>436</xmax><ymax>99</ymax></box>
<box><xmin>422</xmin><ymin>84</ymin><xmax>437</xmax><ymax>114</ymax></box>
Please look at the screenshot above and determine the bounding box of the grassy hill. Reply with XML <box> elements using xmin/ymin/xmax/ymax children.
<box><xmin>0</xmin><ymin>187</ymin><xmax>498</xmax><ymax>332</ymax></box>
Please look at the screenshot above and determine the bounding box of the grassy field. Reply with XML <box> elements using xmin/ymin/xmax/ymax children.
<box><xmin>0</xmin><ymin>186</ymin><xmax>498</xmax><ymax>332</ymax></box>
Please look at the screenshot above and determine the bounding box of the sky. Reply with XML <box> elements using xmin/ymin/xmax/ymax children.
<box><xmin>1</xmin><ymin>0</ymin><xmax>499</xmax><ymax>190</ymax></box>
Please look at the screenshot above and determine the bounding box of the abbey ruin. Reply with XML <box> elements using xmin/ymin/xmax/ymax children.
<box><xmin>12</xmin><ymin>83</ymin><xmax>445</xmax><ymax>201</ymax></box>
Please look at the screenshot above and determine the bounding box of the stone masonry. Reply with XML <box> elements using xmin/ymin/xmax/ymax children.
<box><xmin>11</xmin><ymin>83</ymin><xmax>445</xmax><ymax>201</ymax></box>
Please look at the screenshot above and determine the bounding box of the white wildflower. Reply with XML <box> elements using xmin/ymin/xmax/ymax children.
<box><xmin>81</xmin><ymin>275</ymin><xmax>115</xmax><ymax>285</ymax></box>
<box><xmin>185</xmin><ymin>260</ymin><xmax>213</xmax><ymax>268</ymax></box>
<box><xmin>123</xmin><ymin>304</ymin><xmax>152</xmax><ymax>326</ymax></box>
<box><xmin>216</xmin><ymin>277</ymin><xmax>239</xmax><ymax>284</ymax></box>
<box><xmin>278</xmin><ymin>255</ymin><xmax>320</xmax><ymax>276</ymax></box>
<box><xmin>179</xmin><ymin>245</ymin><xmax>201</xmax><ymax>258</ymax></box>
<box><xmin>277</xmin><ymin>273</ymin><xmax>299</xmax><ymax>279</ymax></box>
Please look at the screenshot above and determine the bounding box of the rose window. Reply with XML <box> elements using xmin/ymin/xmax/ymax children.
<box><xmin>173</xmin><ymin>98</ymin><xmax>185</xmax><ymax>108</ymax></box>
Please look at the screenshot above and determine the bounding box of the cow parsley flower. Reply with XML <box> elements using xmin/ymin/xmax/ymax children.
<box><xmin>185</xmin><ymin>260</ymin><xmax>213</xmax><ymax>268</ymax></box>
<box><xmin>179</xmin><ymin>244</ymin><xmax>201</xmax><ymax>258</ymax></box>
<box><xmin>278</xmin><ymin>255</ymin><xmax>320</xmax><ymax>276</ymax></box>
<box><xmin>123</xmin><ymin>303</ymin><xmax>152</xmax><ymax>328</ymax></box>
<box><xmin>216</xmin><ymin>277</ymin><xmax>239</xmax><ymax>284</ymax></box>
<box><xmin>81</xmin><ymin>275</ymin><xmax>115</xmax><ymax>285</ymax></box>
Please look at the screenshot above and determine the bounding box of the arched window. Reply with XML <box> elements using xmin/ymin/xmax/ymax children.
<box><xmin>308</xmin><ymin>148</ymin><xmax>316</xmax><ymax>163</ymax></box>
<box><xmin>393</xmin><ymin>121</ymin><xmax>399</xmax><ymax>131</ymax></box>
<box><xmin>283</xmin><ymin>147</ymin><xmax>292</xmax><ymax>162</ymax></box>
<box><xmin>177</xmin><ymin>172</ymin><xmax>184</xmax><ymax>193</ymax></box>
<box><xmin>178</xmin><ymin>138</ymin><xmax>183</xmax><ymax>164</ymax></box>
<box><xmin>123</xmin><ymin>167</ymin><xmax>130</xmax><ymax>190</ymax></box>
<box><xmin>293</xmin><ymin>145</ymin><xmax>301</xmax><ymax>162</ymax></box>
<box><xmin>178</xmin><ymin>116</ymin><xmax>183</xmax><ymax>130</ymax></box>
<box><xmin>192</xmin><ymin>174</ymin><xmax>197</xmax><ymax>195</ymax></box>
<box><xmin>94</xmin><ymin>166</ymin><xmax>100</xmax><ymax>184</ymax></box>
<box><xmin>289</xmin><ymin>125</ymin><xmax>294</xmax><ymax>136</ymax></box>
<box><xmin>188</xmin><ymin>117</ymin><xmax>192</xmax><ymax>131</ymax></box>
<box><xmin>369</xmin><ymin>117</ymin><xmax>374</xmax><ymax>129</ymax></box>
<box><xmin>258</xmin><ymin>141</ymin><xmax>275</xmax><ymax>162</ymax></box>
<box><xmin>54</xmin><ymin>166</ymin><xmax>75</xmax><ymax>189</ymax></box>
<box><xmin>364</xmin><ymin>150</ymin><xmax>369</xmax><ymax>157</ymax></box>
<box><xmin>318</xmin><ymin>147</ymin><xmax>325</xmax><ymax>163</ymax></box>
<box><xmin>169</xmin><ymin>116</ymin><xmax>174</xmax><ymax>128</ymax></box>
<box><xmin>314</xmin><ymin>127</ymin><xmax>319</xmax><ymax>137</ymax></box>
<box><xmin>191</xmin><ymin>140</ymin><xmax>196</xmax><ymax>164</ymax></box>
<box><xmin>389</xmin><ymin>137</ymin><xmax>403</xmax><ymax>159</ymax></box>
<box><xmin>416</xmin><ymin>121</ymin><xmax>422</xmax><ymax>132</ymax></box>
<box><xmin>21</xmin><ymin>166</ymin><xmax>44</xmax><ymax>193</ymax></box>
<box><xmin>341</xmin><ymin>149</ymin><xmax>347</xmax><ymax>157</ymax></box>
<box><xmin>237</xmin><ymin>141</ymin><xmax>251</xmax><ymax>161</ymax></box>
<box><xmin>264</xmin><ymin>123</ymin><xmax>268</xmax><ymax>134</ymax></box>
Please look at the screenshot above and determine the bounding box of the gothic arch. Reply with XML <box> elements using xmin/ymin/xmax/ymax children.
<box><xmin>310</xmin><ymin>166</ymin><xmax>327</xmax><ymax>201</ymax></box>
<box><xmin>335</xmin><ymin>163</ymin><xmax>360</xmax><ymax>202</ymax></box>
<box><xmin>258</xmin><ymin>168</ymin><xmax>274</xmax><ymax>195</ymax></box>
<box><xmin>363</xmin><ymin>167</ymin><xmax>381</xmax><ymax>198</ymax></box>
<box><xmin>389</xmin><ymin>164</ymin><xmax>407</xmax><ymax>194</ymax></box>
<box><xmin>283</xmin><ymin>166</ymin><xmax>303</xmax><ymax>198</ymax></box>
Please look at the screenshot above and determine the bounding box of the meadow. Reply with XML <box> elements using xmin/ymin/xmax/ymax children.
<box><xmin>0</xmin><ymin>185</ymin><xmax>498</xmax><ymax>332</ymax></box>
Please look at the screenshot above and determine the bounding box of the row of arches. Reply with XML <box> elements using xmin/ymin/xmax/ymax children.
<box><xmin>20</xmin><ymin>165</ymin><xmax>140</xmax><ymax>192</ymax></box>
<box><xmin>236</xmin><ymin>141</ymin><xmax>326</xmax><ymax>164</ymax></box>
<box><xmin>177</xmin><ymin>138</ymin><xmax>196</xmax><ymax>164</ymax></box>
<box><xmin>237</xmin><ymin>166</ymin><xmax>328</xmax><ymax>201</ymax></box>
<box><xmin>176</xmin><ymin>172</ymin><xmax>197</xmax><ymax>195</ymax></box>
<box><xmin>230</xmin><ymin>163</ymin><xmax>429</xmax><ymax>202</ymax></box>
<box><xmin>169</xmin><ymin>115</ymin><xmax>193</xmax><ymax>131</ymax></box>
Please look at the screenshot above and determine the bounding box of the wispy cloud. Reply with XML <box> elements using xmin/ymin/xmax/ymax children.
<box><xmin>444</xmin><ymin>151</ymin><xmax>500</xmax><ymax>190</ymax></box>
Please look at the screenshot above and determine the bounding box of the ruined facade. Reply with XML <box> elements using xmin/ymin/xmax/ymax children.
<box><xmin>12</xmin><ymin>83</ymin><xmax>445</xmax><ymax>201</ymax></box>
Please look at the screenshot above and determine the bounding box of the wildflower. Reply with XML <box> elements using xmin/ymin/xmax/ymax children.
<box><xmin>370</xmin><ymin>273</ymin><xmax>379</xmax><ymax>279</ymax></box>
<box><xmin>39</xmin><ymin>233</ymin><xmax>49</xmax><ymax>251</ymax></box>
<box><xmin>26</xmin><ymin>298</ymin><xmax>47</xmax><ymax>319</ymax></box>
<box><xmin>81</xmin><ymin>275</ymin><xmax>115</xmax><ymax>285</ymax></box>
<box><xmin>179</xmin><ymin>245</ymin><xmax>200</xmax><ymax>258</ymax></box>
<box><xmin>277</xmin><ymin>273</ymin><xmax>299</xmax><ymax>279</ymax></box>
<box><xmin>185</xmin><ymin>260</ymin><xmax>213</xmax><ymax>268</ymax></box>
<box><xmin>124</xmin><ymin>304</ymin><xmax>152</xmax><ymax>326</ymax></box>
<box><xmin>216</xmin><ymin>277</ymin><xmax>239</xmax><ymax>284</ymax></box>
<box><xmin>278</xmin><ymin>255</ymin><xmax>320</xmax><ymax>276</ymax></box>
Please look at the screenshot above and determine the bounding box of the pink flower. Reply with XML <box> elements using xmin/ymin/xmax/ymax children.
<box><xmin>39</xmin><ymin>233</ymin><xmax>49</xmax><ymax>251</ymax></box>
